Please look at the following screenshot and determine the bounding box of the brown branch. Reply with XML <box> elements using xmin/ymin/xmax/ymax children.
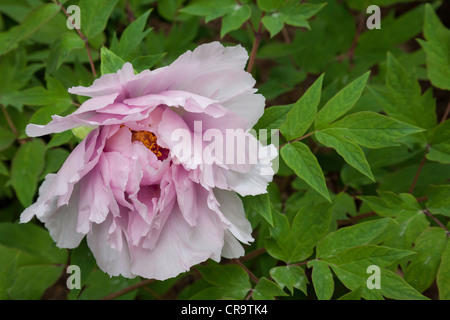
<box><xmin>246</xmin><ymin>13</ymin><xmax>265</xmax><ymax>73</ymax></box>
<box><xmin>337</xmin><ymin>211</ymin><xmax>377</xmax><ymax>227</ymax></box>
<box><xmin>100</xmin><ymin>279</ymin><xmax>155</xmax><ymax>300</ymax></box>
<box><xmin>408</xmin><ymin>153</ymin><xmax>428</xmax><ymax>194</ymax></box>
<box><xmin>423</xmin><ymin>210</ymin><xmax>450</xmax><ymax>236</ymax></box>
<box><xmin>280</xmin><ymin>131</ymin><xmax>316</xmax><ymax>149</ymax></box>
<box><xmin>1</xmin><ymin>104</ymin><xmax>25</xmax><ymax>145</ymax></box>
<box><xmin>53</xmin><ymin>0</ymin><xmax>97</xmax><ymax>77</ymax></box>
<box><xmin>441</xmin><ymin>100</ymin><xmax>450</xmax><ymax>124</ymax></box>
<box><xmin>233</xmin><ymin>259</ymin><xmax>259</xmax><ymax>284</ymax></box>
<box><xmin>240</xmin><ymin>247</ymin><xmax>266</xmax><ymax>262</ymax></box>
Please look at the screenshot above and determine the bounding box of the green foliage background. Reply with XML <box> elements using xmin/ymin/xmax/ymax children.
<box><xmin>0</xmin><ymin>0</ymin><xmax>449</xmax><ymax>300</ymax></box>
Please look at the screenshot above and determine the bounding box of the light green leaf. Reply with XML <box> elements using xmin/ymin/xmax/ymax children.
<box><xmin>117</xmin><ymin>9</ymin><xmax>152</xmax><ymax>60</ymax></box>
<box><xmin>437</xmin><ymin>240</ymin><xmax>450</xmax><ymax>300</ymax></box>
<box><xmin>243</xmin><ymin>193</ymin><xmax>273</xmax><ymax>226</ymax></box>
<box><xmin>9</xmin><ymin>264</ymin><xmax>63</xmax><ymax>300</ymax></box>
<box><xmin>317</xmin><ymin>218</ymin><xmax>393</xmax><ymax>259</ymax></box>
<box><xmin>196</xmin><ymin>264</ymin><xmax>251</xmax><ymax>300</ymax></box>
<box><xmin>382</xmin><ymin>53</ymin><xmax>437</xmax><ymax>129</ymax></box>
<box><xmin>100</xmin><ymin>47</ymin><xmax>127</xmax><ymax>75</ymax></box>
<box><xmin>79</xmin><ymin>0</ymin><xmax>119</xmax><ymax>39</ymax></box>
<box><xmin>326</xmin><ymin>112</ymin><xmax>424</xmax><ymax>149</ymax></box>
<box><xmin>254</xmin><ymin>104</ymin><xmax>292</xmax><ymax>130</ymax></box>
<box><xmin>221</xmin><ymin>4</ymin><xmax>251</xmax><ymax>38</ymax></box>
<box><xmin>427</xmin><ymin>185</ymin><xmax>450</xmax><ymax>217</ymax></box>
<box><xmin>418</xmin><ymin>4</ymin><xmax>450</xmax><ymax>90</ymax></box>
<box><xmin>315</xmin><ymin>72</ymin><xmax>370</xmax><ymax>129</ymax></box>
<box><xmin>270</xmin><ymin>266</ymin><xmax>308</xmax><ymax>295</ymax></box>
<box><xmin>0</xmin><ymin>3</ymin><xmax>60</xmax><ymax>55</ymax></box>
<box><xmin>11</xmin><ymin>139</ymin><xmax>46</xmax><ymax>207</ymax></box>
<box><xmin>427</xmin><ymin>120</ymin><xmax>450</xmax><ymax>164</ymax></box>
<box><xmin>257</xmin><ymin>0</ymin><xmax>284</xmax><ymax>12</ymax></box>
<box><xmin>280</xmin><ymin>142</ymin><xmax>330</xmax><ymax>202</ymax></box>
<box><xmin>0</xmin><ymin>222</ymin><xmax>67</xmax><ymax>265</ymax></box>
<box><xmin>261</xmin><ymin>14</ymin><xmax>284</xmax><ymax>38</ymax></box>
<box><xmin>0</xmin><ymin>125</ymin><xmax>16</xmax><ymax>151</ymax></box>
<box><xmin>180</xmin><ymin>0</ymin><xmax>235</xmax><ymax>23</ymax></box>
<box><xmin>266</xmin><ymin>203</ymin><xmax>333</xmax><ymax>263</ymax></box>
<box><xmin>316</xmin><ymin>130</ymin><xmax>374</xmax><ymax>181</ymax></box>
<box><xmin>280</xmin><ymin>74</ymin><xmax>323</xmax><ymax>141</ymax></box>
<box><xmin>252</xmin><ymin>277</ymin><xmax>288</xmax><ymax>300</ymax></box>
<box><xmin>405</xmin><ymin>228</ymin><xmax>447</xmax><ymax>292</ymax></box>
<box><xmin>308</xmin><ymin>260</ymin><xmax>334</xmax><ymax>300</ymax></box>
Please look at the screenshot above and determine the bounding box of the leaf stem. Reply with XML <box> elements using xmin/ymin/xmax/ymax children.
<box><xmin>233</xmin><ymin>259</ymin><xmax>259</xmax><ymax>284</ymax></box>
<box><xmin>100</xmin><ymin>279</ymin><xmax>155</xmax><ymax>300</ymax></box>
<box><xmin>280</xmin><ymin>130</ymin><xmax>316</xmax><ymax>148</ymax></box>
<box><xmin>408</xmin><ymin>152</ymin><xmax>428</xmax><ymax>194</ymax></box>
<box><xmin>246</xmin><ymin>13</ymin><xmax>265</xmax><ymax>73</ymax></box>
<box><xmin>53</xmin><ymin>0</ymin><xmax>97</xmax><ymax>77</ymax></box>
<box><xmin>423</xmin><ymin>210</ymin><xmax>450</xmax><ymax>236</ymax></box>
<box><xmin>1</xmin><ymin>104</ymin><xmax>25</xmax><ymax>145</ymax></box>
<box><xmin>441</xmin><ymin>100</ymin><xmax>450</xmax><ymax>123</ymax></box>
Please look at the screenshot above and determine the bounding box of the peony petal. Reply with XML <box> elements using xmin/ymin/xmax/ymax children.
<box><xmin>129</xmin><ymin>203</ymin><xmax>224</xmax><ymax>280</ymax></box>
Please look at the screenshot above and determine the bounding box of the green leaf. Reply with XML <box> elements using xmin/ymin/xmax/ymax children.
<box><xmin>261</xmin><ymin>14</ymin><xmax>284</xmax><ymax>38</ymax></box>
<box><xmin>326</xmin><ymin>112</ymin><xmax>424</xmax><ymax>149</ymax></box>
<box><xmin>0</xmin><ymin>3</ymin><xmax>60</xmax><ymax>55</ymax></box>
<box><xmin>0</xmin><ymin>125</ymin><xmax>16</xmax><ymax>151</ymax></box>
<box><xmin>257</xmin><ymin>0</ymin><xmax>284</xmax><ymax>12</ymax></box>
<box><xmin>380</xmin><ymin>268</ymin><xmax>429</xmax><ymax>300</ymax></box>
<box><xmin>265</xmin><ymin>203</ymin><xmax>333</xmax><ymax>263</ymax></box>
<box><xmin>9</xmin><ymin>264</ymin><xmax>63</xmax><ymax>300</ymax></box>
<box><xmin>243</xmin><ymin>193</ymin><xmax>273</xmax><ymax>226</ymax></box>
<box><xmin>11</xmin><ymin>139</ymin><xmax>46</xmax><ymax>207</ymax></box>
<box><xmin>315</xmin><ymin>130</ymin><xmax>374</xmax><ymax>181</ymax></box>
<box><xmin>418</xmin><ymin>4</ymin><xmax>450</xmax><ymax>90</ymax></box>
<box><xmin>180</xmin><ymin>0</ymin><xmax>235</xmax><ymax>23</ymax></box>
<box><xmin>338</xmin><ymin>287</ymin><xmax>363</xmax><ymax>300</ymax></box>
<box><xmin>359</xmin><ymin>192</ymin><xmax>428</xmax><ymax>251</ymax></box>
<box><xmin>72</xmin><ymin>126</ymin><xmax>94</xmax><ymax>140</ymax></box>
<box><xmin>39</xmin><ymin>148</ymin><xmax>69</xmax><ymax>180</ymax></box>
<box><xmin>270</xmin><ymin>266</ymin><xmax>308</xmax><ymax>295</ymax></box>
<box><xmin>46</xmin><ymin>131</ymin><xmax>74</xmax><ymax>149</ymax></box>
<box><xmin>316</xmin><ymin>218</ymin><xmax>394</xmax><ymax>259</ymax></box>
<box><xmin>280</xmin><ymin>74</ymin><xmax>323</xmax><ymax>141</ymax></box>
<box><xmin>76</xmin><ymin>271</ymin><xmax>139</xmax><ymax>300</ymax></box>
<box><xmin>254</xmin><ymin>104</ymin><xmax>292</xmax><ymax>130</ymax></box>
<box><xmin>47</xmin><ymin>33</ymin><xmax>85</xmax><ymax>74</ymax></box>
<box><xmin>196</xmin><ymin>264</ymin><xmax>251</xmax><ymax>300</ymax></box>
<box><xmin>427</xmin><ymin>185</ymin><xmax>450</xmax><ymax>217</ymax></box>
<box><xmin>404</xmin><ymin>228</ymin><xmax>447</xmax><ymax>292</ymax></box>
<box><xmin>308</xmin><ymin>260</ymin><xmax>334</xmax><ymax>300</ymax></box>
<box><xmin>427</xmin><ymin>120</ymin><xmax>450</xmax><ymax>164</ymax></box>
<box><xmin>157</xmin><ymin>0</ymin><xmax>177</xmax><ymax>21</ymax></box>
<box><xmin>280</xmin><ymin>142</ymin><xmax>330</xmax><ymax>202</ymax></box>
<box><xmin>437</xmin><ymin>240</ymin><xmax>450</xmax><ymax>300</ymax></box>
<box><xmin>117</xmin><ymin>9</ymin><xmax>152</xmax><ymax>60</ymax></box>
<box><xmin>252</xmin><ymin>277</ymin><xmax>288</xmax><ymax>300</ymax></box>
<box><xmin>79</xmin><ymin>0</ymin><xmax>119</xmax><ymax>39</ymax></box>
<box><xmin>0</xmin><ymin>222</ymin><xmax>67</xmax><ymax>265</ymax></box>
<box><xmin>132</xmin><ymin>53</ymin><xmax>166</xmax><ymax>73</ymax></box>
<box><xmin>221</xmin><ymin>4</ymin><xmax>251</xmax><ymax>38</ymax></box>
<box><xmin>315</xmin><ymin>72</ymin><xmax>370</xmax><ymax>129</ymax></box>
<box><xmin>100</xmin><ymin>47</ymin><xmax>127</xmax><ymax>75</ymax></box>
<box><xmin>381</xmin><ymin>53</ymin><xmax>437</xmax><ymax>129</ymax></box>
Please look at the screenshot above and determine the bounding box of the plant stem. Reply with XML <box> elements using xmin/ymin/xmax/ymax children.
<box><xmin>280</xmin><ymin>131</ymin><xmax>316</xmax><ymax>149</ymax></box>
<box><xmin>423</xmin><ymin>210</ymin><xmax>450</xmax><ymax>236</ymax></box>
<box><xmin>53</xmin><ymin>0</ymin><xmax>97</xmax><ymax>77</ymax></box>
<box><xmin>246</xmin><ymin>13</ymin><xmax>265</xmax><ymax>73</ymax></box>
<box><xmin>100</xmin><ymin>279</ymin><xmax>155</xmax><ymax>300</ymax></box>
<box><xmin>408</xmin><ymin>153</ymin><xmax>427</xmax><ymax>194</ymax></box>
<box><xmin>233</xmin><ymin>259</ymin><xmax>259</xmax><ymax>284</ymax></box>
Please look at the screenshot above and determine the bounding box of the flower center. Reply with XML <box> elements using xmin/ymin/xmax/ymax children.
<box><xmin>131</xmin><ymin>130</ymin><xmax>169</xmax><ymax>161</ymax></box>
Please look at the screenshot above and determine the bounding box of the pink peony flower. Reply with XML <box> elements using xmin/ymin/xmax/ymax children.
<box><xmin>21</xmin><ymin>42</ymin><xmax>277</xmax><ymax>280</ymax></box>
